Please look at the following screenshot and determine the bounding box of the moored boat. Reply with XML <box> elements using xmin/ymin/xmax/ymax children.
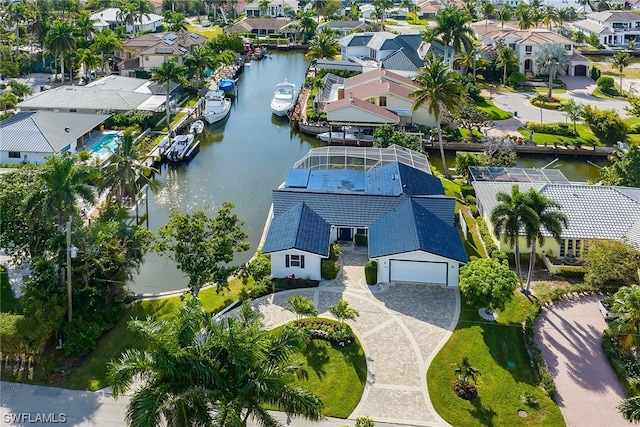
<box><xmin>298</xmin><ymin>122</ymin><xmax>331</xmax><ymax>136</ymax></box>
<box><xmin>165</xmin><ymin>133</ymin><xmax>199</xmax><ymax>162</ymax></box>
<box><xmin>202</xmin><ymin>89</ymin><xmax>232</xmax><ymax>125</ymax></box>
<box><xmin>270</xmin><ymin>79</ymin><xmax>296</xmax><ymax>117</ymax></box>
<box><xmin>317</xmin><ymin>131</ymin><xmax>375</xmax><ymax>146</ymax></box>
<box><xmin>190</xmin><ymin>119</ymin><xmax>204</xmax><ymax>135</ymax></box>
<box><xmin>218</xmin><ymin>79</ymin><xmax>235</xmax><ymax>92</ymax></box>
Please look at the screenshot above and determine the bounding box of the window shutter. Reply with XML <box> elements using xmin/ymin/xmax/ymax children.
<box><xmin>285</xmin><ymin>254</ymin><xmax>290</xmax><ymax>267</ymax></box>
<box><xmin>300</xmin><ymin>255</ymin><xmax>305</xmax><ymax>268</ymax></box>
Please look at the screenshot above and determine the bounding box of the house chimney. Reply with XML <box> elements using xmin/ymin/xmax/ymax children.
<box><xmin>338</xmin><ymin>88</ymin><xmax>345</xmax><ymax>100</ymax></box>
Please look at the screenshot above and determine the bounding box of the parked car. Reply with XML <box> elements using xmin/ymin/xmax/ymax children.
<box><xmin>598</xmin><ymin>300</ymin><xmax>621</xmax><ymax>321</ymax></box>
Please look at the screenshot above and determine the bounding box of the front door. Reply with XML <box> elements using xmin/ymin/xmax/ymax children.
<box><xmin>338</xmin><ymin>227</ymin><xmax>352</xmax><ymax>241</ymax></box>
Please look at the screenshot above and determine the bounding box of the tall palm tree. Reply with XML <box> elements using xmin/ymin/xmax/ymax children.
<box><xmin>299</xmin><ymin>12</ymin><xmax>318</xmax><ymax>42</ymax></box>
<box><xmin>481</xmin><ymin>1</ymin><xmax>495</xmax><ymax>33</ymax></box>
<box><xmin>312</xmin><ymin>0</ymin><xmax>328</xmax><ymax>23</ymax></box>
<box><xmin>610</xmin><ymin>285</ymin><xmax>640</xmax><ymax>351</ymax></box>
<box><xmin>612</xmin><ymin>51</ymin><xmax>631</xmax><ymax>94</ymax></box>
<box><xmin>184</xmin><ymin>45</ymin><xmax>216</xmax><ymax>89</ymax></box>
<box><xmin>151</xmin><ymin>58</ymin><xmax>187</xmax><ymax>127</ymax></box>
<box><xmin>373</xmin><ymin>0</ymin><xmax>393</xmax><ymax>30</ymax></box>
<box><xmin>560</xmin><ymin>99</ymin><xmax>584</xmax><ymax>133</ymax></box>
<box><xmin>454</xmin><ymin>45</ymin><xmax>486</xmax><ymax>80</ymax></box>
<box><xmin>258</xmin><ymin>0</ymin><xmax>270</xmax><ymax>16</ymax></box>
<box><xmin>99</xmin><ymin>128</ymin><xmax>158</xmax><ymax>208</ymax></box>
<box><xmin>91</xmin><ymin>29</ymin><xmax>123</xmax><ymax>74</ymax></box>
<box><xmin>76</xmin><ymin>48</ymin><xmax>100</xmax><ymax>79</ymax></box>
<box><xmin>163</xmin><ymin>11</ymin><xmax>188</xmax><ymax>32</ymax></box>
<box><xmin>46</xmin><ymin>20</ymin><xmax>76</xmax><ymax>82</ymax></box>
<box><xmin>74</xmin><ymin>10</ymin><xmax>96</xmax><ymax>41</ymax></box>
<box><xmin>495</xmin><ymin>4</ymin><xmax>513</xmax><ymax>29</ymax></box>
<box><xmin>423</xmin><ymin>4</ymin><xmax>474</xmax><ymax>66</ymax></box>
<box><xmin>618</xmin><ymin>396</ymin><xmax>640</xmax><ymax>423</ymax></box>
<box><xmin>540</xmin><ymin>5</ymin><xmax>558</xmax><ymax>29</ymax></box>
<box><xmin>0</xmin><ymin>92</ymin><xmax>19</xmax><ymax>113</ymax></box>
<box><xmin>522</xmin><ymin>188</ymin><xmax>567</xmax><ymax>293</ymax></box>
<box><xmin>410</xmin><ymin>53</ymin><xmax>463</xmax><ymax>179</ymax></box>
<box><xmin>24</xmin><ymin>154</ymin><xmax>96</xmax><ymax>234</ymax></box>
<box><xmin>497</xmin><ymin>45</ymin><xmax>518</xmax><ymax>85</ymax></box>
<box><xmin>535</xmin><ymin>42</ymin><xmax>570</xmax><ymax>99</ymax></box>
<box><xmin>305</xmin><ymin>30</ymin><xmax>340</xmax><ymax>60</ymax></box>
<box><xmin>108</xmin><ymin>298</ymin><xmax>323</xmax><ymax>427</ymax></box>
<box><xmin>6</xmin><ymin>80</ymin><xmax>32</xmax><ymax>100</ymax></box>
<box><xmin>490</xmin><ymin>184</ymin><xmax>536</xmax><ymax>291</ymax></box>
<box><xmin>516</xmin><ymin>6</ymin><xmax>534</xmax><ymax>30</ymax></box>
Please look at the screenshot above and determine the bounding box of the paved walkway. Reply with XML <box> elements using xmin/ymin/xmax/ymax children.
<box><xmin>229</xmin><ymin>245</ymin><xmax>459</xmax><ymax>426</ymax></box>
<box><xmin>534</xmin><ymin>295</ymin><xmax>628</xmax><ymax>427</ymax></box>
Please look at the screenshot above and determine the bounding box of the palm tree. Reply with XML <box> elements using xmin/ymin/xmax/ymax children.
<box><xmin>305</xmin><ymin>30</ymin><xmax>340</xmax><ymax>60</ymax></box>
<box><xmin>0</xmin><ymin>92</ymin><xmax>19</xmax><ymax>113</ymax></box>
<box><xmin>516</xmin><ymin>6</ymin><xmax>534</xmax><ymax>30</ymax></box>
<box><xmin>5</xmin><ymin>79</ymin><xmax>31</xmax><ymax>100</ymax></box>
<box><xmin>423</xmin><ymin>5</ymin><xmax>474</xmax><ymax>66</ymax></box>
<box><xmin>560</xmin><ymin>99</ymin><xmax>584</xmax><ymax>133</ymax></box>
<box><xmin>99</xmin><ymin>128</ymin><xmax>158</xmax><ymax>207</ymax></box>
<box><xmin>258</xmin><ymin>0</ymin><xmax>270</xmax><ymax>16</ymax></box>
<box><xmin>540</xmin><ymin>5</ymin><xmax>558</xmax><ymax>29</ymax></box>
<box><xmin>108</xmin><ymin>298</ymin><xmax>323</xmax><ymax>427</ymax></box>
<box><xmin>151</xmin><ymin>58</ymin><xmax>187</xmax><ymax>128</ymax></box>
<box><xmin>24</xmin><ymin>154</ymin><xmax>96</xmax><ymax>234</ymax></box>
<box><xmin>556</xmin><ymin>7</ymin><xmax>573</xmax><ymax>28</ymax></box>
<box><xmin>610</xmin><ymin>285</ymin><xmax>640</xmax><ymax>351</ymax></box>
<box><xmin>349</xmin><ymin>0</ymin><xmax>361</xmax><ymax>20</ymax></box>
<box><xmin>410</xmin><ymin>53</ymin><xmax>463</xmax><ymax>179</ymax></box>
<box><xmin>312</xmin><ymin>0</ymin><xmax>328</xmax><ymax>23</ymax></box>
<box><xmin>455</xmin><ymin>356</ymin><xmax>480</xmax><ymax>387</ymax></box>
<box><xmin>490</xmin><ymin>184</ymin><xmax>536</xmax><ymax>291</ymax></box>
<box><xmin>495</xmin><ymin>4</ymin><xmax>513</xmax><ymax>29</ymax></box>
<box><xmin>534</xmin><ymin>42</ymin><xmax>569</xmax><ymax>99</ymax></box>
<box><xmin>91</xmin><ymin>29</ymin><xmax>123</xmax><ymax>74</ymax></box>
<box><xmin>329</xmin><ymin>298</ymin><xmax>359</xmax><ymax>325</ymax></box>
<box><xmin>481</xmin><ymin>1</ymin><xmax>495</xmax><ymax>33</ymax></box>
<box><xmin>612</xmin><ymin>51</ymin><xmax>631</xmax><ymax>94</ymax></box>
<box><xmin>284</xmin><ymin>295</ymin><xmax>318</xmax><ymax>320</ymax></box>
<box><xmin>454</xmin><ymin>45</ymin><xmax>486</xmax><ymax>80</ymax></box>
<box><xmin>46</xmin><ymin>20</ymin><xmax>76</xmax><ymax>82</ymax></box>
<box><xmin>184</xmin><ymin>45</ymin><xmax>216</xmax><ymax>90</ymax></box>
<box><xmin>76</xmin><ymin>48</ymin><xmax>100</xmax><ymax>80</ymax></box>
<box><xmin>497</xmin><ymin>45</ymin><xmax>518</xmax><ymax>85</ymax></box>
<box><xmin>74</xmin><ymin>10</ymin><xmax>96</xmax><ymax>40</ymax></box>
<box><xmin>373</xmin><ymin>0</ymin><xmax>393</xmax><ymax>30</ymax></box>
<box><xmin>299</xmin><ymin>12</ymin><xmax>318</xmax><ymax>43</ymax></box>
<box><xmin>164</xmin><ymin>11</ymin><xmax>188</xmax><ymax>32</ymax></box>
<box><xmin>522</xmin><ymin>188</ymin><xmax>568</xmax><ymax>293</ymax></box>
<box><xmin>618</xmin><ymin>396</ymin><xmax>640</xmax><ymax>423</ymax></box>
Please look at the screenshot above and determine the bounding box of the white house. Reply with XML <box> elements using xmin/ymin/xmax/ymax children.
<box><xmin>262</xmin><ymin>146</ymin><xmax>468</xmax><ymax>286</ymax></box>
<box><xmin>91</xmin><ymin>8</ymin><xmax>164</xmax><ymax>34</ymax></box>
<box><xmin>244</xmin><ymin>0</ymin><xmax>301</xmax><ymax>18</ymax></box>
<box><xmin>0</xmin><ymin>111</ymin><xmax>110</xmax><ymax>165</ymax></box>
<box><xmin>573</xmin><ymin>11</ymin><xmax>640</xmax><ymax>47</ymax></box>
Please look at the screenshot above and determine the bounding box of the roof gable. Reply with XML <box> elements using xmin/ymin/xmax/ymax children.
<box><xmin>262</xmin><ymin>202</ymin><xmax>331</xmax><ymax>256</ymax></box>
<box><xmin>325</xmin><ymin>96</ymin><xmax>400</xmax><ymax>123</ymax></box>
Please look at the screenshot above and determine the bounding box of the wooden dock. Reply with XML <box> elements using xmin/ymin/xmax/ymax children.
<box><xmin>425</xmin><ymin>140</ymin><xmax>614</xmax><ymax>157</ymax></box>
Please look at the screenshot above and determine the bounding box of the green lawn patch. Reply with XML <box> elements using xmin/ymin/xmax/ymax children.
<box><xmin>517</xmin><ymin>124</ymin><xmax>599</xmax><ymax>146</ymax></box>
<box><xmin>427</xmin><ymin>294</ymin><xmax>565</xmax><ymax>427</ymax></box>
<box><xmin>533</xmin><ymin>87</ymin><xmax>567</xmax><ymax>94</ymax></box>
<box><xmin>0</xmin><ymin>266</ymin><xmax>20</xmax><ymax>314</ymax></box>
<box><xmin>592</xmin><ymin>87</ymin><xmax>625</xmax><ymax>100</ymax></box>
<box><xmin>476</xmin><ymin>99</ymin><xmax>513</xmax><ymax>120</ymax></box>
<box><xmin>186</xmin><ymin>24</ymin><xmax>223</xmax><ymax>39</ymax></box>
<box><xmin>530</xmin><ymin>96</ymin><xmax>570</xmax><ymax>110</ymax></box>
<box><xmin>62</xmin><ymin>280</ymin><xmax>242</xmax><ymax>391</ymax></box>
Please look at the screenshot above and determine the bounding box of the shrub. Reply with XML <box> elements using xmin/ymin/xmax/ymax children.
<box><xmin>531</xmin><ymin>346</ymin><xmax>557</xmax><ymax>400</ymax></box>
<box><xmin>62</xmin><ymin>318</ymin><xmax>102</xmax><ymax>357</ymax></box>
<box><xmin>328</xmin><ymin>243</ymin><xmax>341</xmax><ymax>262</ymax></box>
<box><xmin>465</xmin><ymin>194</ymin><xmax>476</xmax><ymax>205</ymax></box>
<box><xmin>590</xmin><ymin>66</ymin><xmax>601</xmax><ymax>81</ymax></box>
<box><xmin>558</xmin><ymin>266</ymin><xmax>586</xmax><ymax>279</ymax></box>
<box><xmin>460</xmin><ymin>185</ymin><xmax>475</xmax><ymax>198</ymax></box>
<box><xmin>582</xmin><ymin>105</ymin><xmax>628</xmax><ymax>144</ymax></box>
<box><xmin>469</xmin><ymin>204</ymin><xmax>480</xmax><ymax>218</ymax></box>
<box><xmin>476</xmin><ymin>217</ymin><xmax>498</xmax><ymax>255</ymax></box>
<box><xmin>527</xmin><ymin>122</ymin><xmax>577</xmax><ymax>137</ymax></box>
<box><xmin>364</xmin><ymin>260</ymin><xmax>377</xmax><ymax>285</ymax></box>
<box><xmin>355</xmin><ymin>234</ymin><xmax>368</xmax><ymax>246</ymax></box>
<box><xmin>355</xmin><ymin>417</ymin><xmax>375</xmax><ymax>427</ymax></box>
<box><xmin>508</xmin><ymin>71</ymin><xmax>527</xmax><ymax>86</ymax></box>
<box><xmin>596</xmin><ymin>76</ymin><xmax>615</xmax><ymax>91</ymax></box>
<box><xmin>321</xmin><ymin>260</ymin><xmax>340</xmax><ymax>280</ymax></box>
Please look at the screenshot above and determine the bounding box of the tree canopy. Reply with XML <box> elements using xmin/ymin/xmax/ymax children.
<box><xmin>459</xmin><ymin>258</ymin><xmax>518</xmax><ymax>312</ymax></box>
<box><xmin>582</xmin><ymin>239</ymin><xmax>640</xmax><ymax>288</ymax></box>
<box><xmin>599</xmin><ymin>144</ymin><xmax>640</xmax><ymax>188</ymax></box>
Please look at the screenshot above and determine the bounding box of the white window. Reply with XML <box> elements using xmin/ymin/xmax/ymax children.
<box><xmin>286</xmin><ymin>254</ymin><xmax>305</xmax><ymax>268</ymax></box>
<box><xmin>525</xmin><ymin>46</ymin><xmax>532</xmax><ymax>53</ymax></box>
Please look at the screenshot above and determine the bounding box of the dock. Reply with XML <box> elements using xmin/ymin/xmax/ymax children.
<box><xmin>424</xmin><ymin>140</ymin><xmax>614</xmax><ymax>157</ymax></box>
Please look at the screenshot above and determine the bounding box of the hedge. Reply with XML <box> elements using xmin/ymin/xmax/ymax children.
<box><xmin>355</xmin><ymin>234</ymin><xmax>368</xmax><ymax>246</ymax></box>
<box><xmin>527</xmin><ymin>122</ymin><xmax>577</xmax><ymax>137</ymax></box>
<box><xmin>476</xmin><ymin>217</ymin><xmax>498</xmax><ymax>255</ymax></box>
<box><xmin>558</xmin><ymin>266</ymin><xmax>586</xmax><ymax>279</ymax></box>
<box><xmin>364</xmin><ymin>261</ymin><xmax>377</xmax><ymax>285</ymax></box>
<box><xmin>321</xmin><ymin>260</ymin><xmax>340</xmax><ymax>280</ymax></box>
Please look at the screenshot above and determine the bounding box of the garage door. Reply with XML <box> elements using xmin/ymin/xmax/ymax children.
<box><xmin>574</xmin><ymin>65</ymin><xmax>587</xmax><ymax>76</ymax></box>
<box><xmin>389</xmin><ymin>260</ymin><xmax>448</xmax><ymax>285</ymax></box>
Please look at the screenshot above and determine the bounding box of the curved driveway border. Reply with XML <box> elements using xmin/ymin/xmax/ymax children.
<box><xmin>231</xmin><ymin>247</ymin><xmax>459</xmax><ymax>426</ymax></box>
<box><xmin>534</xmin><ymin>294</ymin><xmax>628</xmax><ymax>427</ymax></box>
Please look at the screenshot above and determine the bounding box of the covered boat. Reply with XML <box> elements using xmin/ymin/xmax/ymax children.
<box><xmin>218</xmin><ymin>79</ymin><xmax>235</xmax><ymax>92</ymax></box>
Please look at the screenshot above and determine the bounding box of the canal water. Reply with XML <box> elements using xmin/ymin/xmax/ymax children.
<box><xmin>129</xmin><ymin>51</ymin><xmax>607</xmax><ymax>293</ymax></box>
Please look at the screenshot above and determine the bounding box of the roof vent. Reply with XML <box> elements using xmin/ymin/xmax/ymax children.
<box><xmin>65</xmin><ymin>127</ymin><xmax>70</xmax><ymax>133</ymax></box>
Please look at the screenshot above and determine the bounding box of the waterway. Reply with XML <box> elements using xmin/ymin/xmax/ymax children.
<box><xmin>129</xmin><ymin>51</ymin><xmax>608</xmax><ymax>293</ymax></box>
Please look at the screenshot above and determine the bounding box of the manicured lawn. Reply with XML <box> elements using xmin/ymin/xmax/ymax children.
<box><xmin>427</xmin><ymin>293</ymin><xmax>565</xmax><ymax>427</ymax></box>
<box><xmin>533</xmin><ymin>86</ymin><xmax>567</xmax><ymax>94</ymax></box>
<box><xmin>517</xmin><ymin>124</ymin><xmax>599</xmax><ymax>146</ymax></box>
<box><xmin>186</xmin><ymin>24</ymin><xmax>223</xmax><ymax>39</ymax></box>
<box><xmin>592</xmin><ymin>87</ymin><xmax>625</xmax><ymax>100</ymax></box>
<box><xmin>476</xmin><ymin>99</ymin><xmax>513</xmax><ymax>120</ymax></box>
<box><xmin>0</xmin><ymin>266</ymin><xmax>20</xmax><ymax>314</ymax></box>
<box><xmin>62</xmin><ymin>280</ymin><xmax>242</xmax><ymax>391</ymax></box>
<box><xmin>530</xmin><ymin>96</ymin><xmax>570</xmax><ymax>110</ymax></box>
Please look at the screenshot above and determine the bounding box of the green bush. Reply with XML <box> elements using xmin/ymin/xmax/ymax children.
<box><xmin>461</xmin><ymin>185</ymin><xmax>475</xmax><ymax>198</ymax></box>
<box><xmin>558</xmin><ymin>266</ymin><xmax>586</xmax><ymax>279</ymax></box>
<box><xmin>469</xmin><ymin>204</ymin><xmax>480</xmax><ymax>218</ymax></box>
<box><xmin>364</xmin><ymin>261</ymin><xmax>378</xmax><ymax>285</ymax></box>
<box><xmin>527</xmin><ymin>122</ymin><xmax>577</xmax><ymax>137</ymax></box>
<box><xmin>508</xmin><ymin>71</ymin><xmax>528</xmax><ymax>86</ymax></box>
<box><xmin>582</xmin><ymin>105</ymin><xmax>628</xmax><ymax>144</ymax></box>
<box><xmin>596</xmin><ymin>76</ymin><xmax>615</xmax><ymax>90</ymax></box>
<box><xmin>328</xmin><ymin>243</ymin><xmax>341</xmax><ymax>262</ymax></box>
<box><xmin>321</xmin><ymin>260</ymin><xmax>340</xmax><ymax>280</ymax></box>
<box><xmin>476</xmin><ymin>217</ymin><xmax>498</xmax><ymax>255</ymax></box>
<box><xmin>590</xmin><ymin>66</ymin><xmax>601</xmax><ymax>81</ymax></box>
<box><xmin>355</xmin><ymin>234</ymin><xmax>368</xmax><ymax>246</ymax></box>
<box><xmin>62</xmin><ymin>318</ymin><xmax>102</xmax><ymax>357</ymax></box>
<box><xmin>531</xmin><ymin>346</ymin><xmax>557</xmax><ymax>400</ymax></box>
<box><xmin>465</xmin><ymin>194</ymin><xmax>476</xmax><ymax>205</ymax></box>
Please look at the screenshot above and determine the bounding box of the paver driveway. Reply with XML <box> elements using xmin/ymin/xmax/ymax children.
<box><xmin>534</xmin><ymin>295</ymin><xmax>628</xmax><ymax>427</ymax></box>
<box><xmin>232</xmin><ymin>246</ymin><xmax>459</xmax><ymax>426</ymax></box>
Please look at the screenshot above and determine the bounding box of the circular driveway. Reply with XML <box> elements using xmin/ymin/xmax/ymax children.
<box><xmin>235</xmin><ymin>247</ymin><xmax>459</xmax><ymax>426</ymax></box>
<box><xmin>534</xmin><ymin>295</ymin><xmax>628</xmax><ymax>427</ymax></box>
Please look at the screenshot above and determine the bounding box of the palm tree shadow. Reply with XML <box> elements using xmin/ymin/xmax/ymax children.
<box><xmin>305</xmin><ymin>340</ymin><xmax>330</xmax><ymax>379</ymax></box>
<box><xmin>468</xmin><ymin>395</ymin><xmax>498</xmax><ymax>427</ymax></box>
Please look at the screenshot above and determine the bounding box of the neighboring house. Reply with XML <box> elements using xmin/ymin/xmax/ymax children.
<box><xmin>18</xmin><ymin>75</ymin><xmax>171</xmax><ymax>114</ymax></box>
<box><xmin>319</xmin><ymin>68</ymin><xmax>436</xmax><ymax>127</ymax></box>
<box><xmin>0</xmin><ymin>111</ymin><xmax>110</xmax><ymax>165</ymax></box>
<box><xmin>91</xmin><ymin>7</ymin><xmax>164</xmax><ymax>33</ymax></box>
<box><xmin>317</xmin><ymin>20</ymin><xmax>367</xmax><ymax>36</ymax></box>
<box><xmin>416</xmin><ymin>0</ymin><xmax>470</xmax><ymax>19</ymax></box>
<box><xmin>262</xmin><ymin>145</ymin><xmax>467</xmax><ymax>285</ymax></box>
<box><xmin>149</xmin><ymin>0</ymin><xmax>163</xmax><ymax>14</ymax></box>
<box><xmin>573</xmin><ymin>11</ymin><xmax>640</xmax><ymax>47</ymax></box>
<box><xmin>244</xmin><ymin>0</ymin><xmax>300</xmax><ymax>17</ymax></box>
<box><xmin>338</xmin><ymin>32</ymin><xmax>431</xmax><ymax>77</ymax></box>
<box><xmin>470</xmin><ymin>167</ymin><xmax>640</xmax><ymax>263</ymax></box>
<box><xmin>472</xmin><ymin>21</ymin><xmax>590</xmax><ymax>76</ymax></box>
<box><xmin>119</xmin><ymin>31</ymin><xmax>207</xmax><ymax>75</ymax></box>
<box><xmin>225</xmin><ymin>17</ymin><xmax>295</xmax><ymax>37</ymax></box>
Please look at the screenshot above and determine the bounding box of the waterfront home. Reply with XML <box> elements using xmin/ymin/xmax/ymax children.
<box><xmin>572</xmin><ymin>11</ymin><xmax>640</xmax><ymax>47</ymax></box>
<box><xmin>317</xmin><ymin>20</ymin><xmax>367</xmax><ymax>36</ymax></box>
<box><xmin>91</xmin><ymin>7</ymin><xmax>164</xmax><ymax>34</ymax></box>
<box><xmin>0</xmin><ymin>111</ymin><xmax>110</xmax><ymax>165</ymax></box>
<box><xmin>470</xmin><ymin>167</ymin><xmax>640</xmax><ymax>263</ymax></box>
<box><xmin>472</xmin><ymin>21</ymin><xmax>590</xmax><ymax>77</ymax></box>
<box><xmin>225</xmin><ymin>18</ymin><xmax>295</xmax><ymax>38</ymax></box>
<box><xmin>244</xmin><ymin>0</ymin><xmax>301</xmax><ymax>18</ymax></box>
<box><xmin>262</xmin><ymin>146</ymin><xmax>467</xmax><ymax>285</ymax></box>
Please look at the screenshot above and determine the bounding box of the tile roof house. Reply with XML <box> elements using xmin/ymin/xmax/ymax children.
<box><xmin>0</xmin><ymin>111</ymin><xmax>110</xmax><ymax>165</ymax></box>
<box><xmin>262</xmin><ymin>146</ymin><xmax>467</xmax><ymax>285</ymax></box>
<box><xmin>472</xmin><ymin>21</ymin><xmax>590</xmax><ymax>77</ymax></box>
<box><xmin>317</xmin><ymin>20</ymin><xmax>368</xmax><ymax>36</ymax></box>
<box><xmin>338</xmin><ymin>32</ymin><xmax>431</xmax><ymax>77</ymax></box>
<box><xmin>91</xmin><ymin>8</ymin><xmax>164</xmax><ymax>34</ymax></box>
<box><xmin>472</xmin><ymin>176</ymin><xmax>640</xmax><ymax>263</ymax></box>
<box><xmin>243</xmin><ymin>0</ymin><xmax>300</xmax><ymax>18</ymax></box>
<box><xmin>225</xmin><ymin>18</ymin><xmax>295</xmax><ymax>37</ymax></box>
<box><xmin>572</xmin><ymin>11</ymin><xmax>640</xmax><ymax>47</ymax></box>
<box><xmin>119</xmin><ymin>31</ymin><xmax>207</xmax><ymax>75</ymax></box>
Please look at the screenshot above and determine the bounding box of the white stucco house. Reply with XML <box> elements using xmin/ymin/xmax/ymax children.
<box><xmin>244</xmin><ymin>0</ymin><xmax>301</xmax><ymax>17</ymax></box>
<box><xmin>91</xmin><ymin>8</ymin><xmax>164</xmax><ymax>34</ymax></box>
<box><xmin>573</xmin><ymin>11</ymin><xmax>640</xmax><ymax>47</ymax></box>
<box><xmin>261</xmin><ymin>146</ymin><xmax>468</xmax><ymax>286</ymax></box>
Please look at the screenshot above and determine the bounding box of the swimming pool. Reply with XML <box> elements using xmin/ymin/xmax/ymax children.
<box><xmin>91</xmin><ymin>133</ymin><xmax>121</xmax><ymax>155</ymax></box>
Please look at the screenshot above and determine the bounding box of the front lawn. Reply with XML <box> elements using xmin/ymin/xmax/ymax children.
<box><xmin>517</xmin><ymin>124</ymin><xmax>599</xmax><ymax>146</ymax></box>
<box><xmin>62</xmin><ymin>281</ymin><xmax>242</xmax><ymax>390</ymax></box>
<box><xmin>428</xmin><ymin>293</ymin><xmax>565</xmax><ymax>427</ymax></box>
<box><xmin>186</xmin><ymin>24</ymin><xmax>223</xmax><ymax>39</ymax></box>
<box><xmin>476</xmin><ymin>99</ymin><xmax>513</xmax><ymax>120</ymax></box>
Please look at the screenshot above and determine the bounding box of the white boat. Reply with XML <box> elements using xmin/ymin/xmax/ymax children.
<box><xmin>298</xmin><ymin>122</ymin><xmax>331</xmax><ymax>136</ymax></box>
<box><xmin>190</xmin><ymin>119</ymin><xmax>204</xmax><ymax>135</ymax></box>
<box><xmin>165</xmin><ymin>133</ymin><xmax>199</xmax><ymax>162</ymax></box>
<box><xmin>317</xmin><ymin>131</ymin><xmax>375</xmax><ymax>146</ymax></box>
<box><xmin>270</xmin><ymin>79</ymin><xmax>296</xmax><ymax>117</ymax></box>
<box><xmin>202</xmin><ymin>89</ymin><xmax>232</xmax><ymax>124</ymax></box>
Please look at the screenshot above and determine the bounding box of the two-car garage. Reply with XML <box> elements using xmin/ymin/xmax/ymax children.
<box><xmin>389</xmin><ymin>259</ymin><xmax>448</xmax><ymax>285</ymax></box>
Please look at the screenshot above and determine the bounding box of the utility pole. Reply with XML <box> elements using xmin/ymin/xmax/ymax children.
<box><xmin>66</xmin><ymin>217</ymin><xmax>73</xmax><ymax>323</ymax></box>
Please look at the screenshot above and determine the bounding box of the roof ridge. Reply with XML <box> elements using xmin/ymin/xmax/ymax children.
<box><xmin>29</xmin><ymin>113</ymin><xmax>56</xmax><ymax>152</ymax></box>
<box><xmin>294</xmin><ymin>202</ymin><xmax>306</xmax><ymax>249</ymax></box>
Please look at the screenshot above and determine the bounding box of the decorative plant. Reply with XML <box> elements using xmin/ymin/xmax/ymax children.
<box><xmin>453</xmin><ymin>356</ymin><xmax>480</xmax><ymax>400</ymax></box>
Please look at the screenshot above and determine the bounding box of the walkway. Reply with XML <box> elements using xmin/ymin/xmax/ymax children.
<box><xmin>534</xmin><ymin>295</ymin><xmax>628</xmax><ymax>427</ymax></box>
<box><xmin>230</xmin><ymin>245</ymin><xmax>459</xmax><ymax>426</ymax></box>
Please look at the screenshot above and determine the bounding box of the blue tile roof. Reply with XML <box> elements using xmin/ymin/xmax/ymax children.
<box><xmin>365</xmin><ymin>162</ymin><xmax>444</xmax><ymax>196</ymax></box>
<box><xmin>262</xmin><ymin>202</ymin><xmax>331</xmax><ymax>256</ymax></box>
<box><xmin>369</xmin><ymin>199</ymin><xmax>468</xmax><ymax>262</ymax></box>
